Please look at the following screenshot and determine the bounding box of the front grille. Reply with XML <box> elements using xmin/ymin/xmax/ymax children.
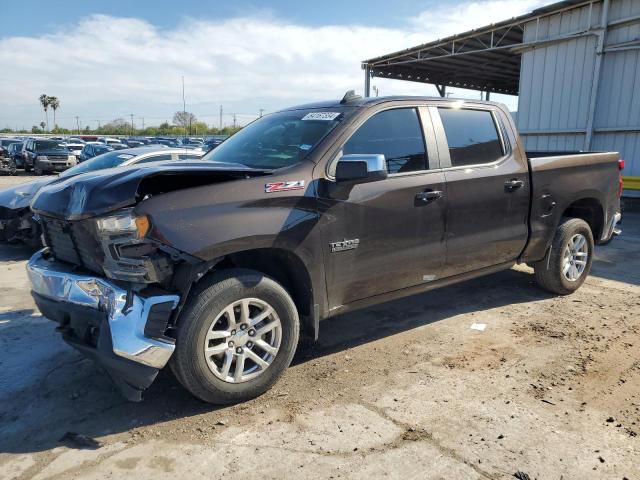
<box><xmin>41</xmin><ymin>217</ymin><xmax>104</xmax><ymax>274</ymax></box>
<box><xmin>48</xmin><ymin>155</ymin><xmax>68</xmax><ymax>161</ymax></box>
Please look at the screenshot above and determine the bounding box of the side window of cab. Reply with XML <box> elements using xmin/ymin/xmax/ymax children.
<box><xmin>333</xmin><ymin>108</ymin><xmax>429</xmax><ymax>176</ymax></box>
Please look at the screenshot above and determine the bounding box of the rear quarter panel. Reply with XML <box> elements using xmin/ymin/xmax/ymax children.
<box><xmin>522</xmin><ymin>152</ymin><xmax>620</xmax><ymax>263</ymax></box>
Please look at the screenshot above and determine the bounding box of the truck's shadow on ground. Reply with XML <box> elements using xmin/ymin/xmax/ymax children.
<box><xmin>0</xmin><ymin>210</ymin><xmax>637</xmax><ymax>455</ymax></box>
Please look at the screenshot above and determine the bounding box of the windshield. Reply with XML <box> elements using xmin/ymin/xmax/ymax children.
<box><xmin>203</xmin><ymin>108</ymin><xmax>350</xmax><ymax>169</ymax></box>
<box><xmin>60</xmin><ymin>151</ymin><xmax>134</xmax><ymax>178</ymax></box>
<box><xmin>35</xmin><ymin>140</ymin><xmax>68</xmax><ymax>151</ymax></box>
<box><xmin>94</xmin><ymin>145</ymin><xmax>112</xmax><ymax>154</ymax></box>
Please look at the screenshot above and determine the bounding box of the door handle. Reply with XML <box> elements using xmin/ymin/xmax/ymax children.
<box><xmin>504</xmin><ymin>179</ymin><xmax>524</xmax><ymax>192</ymax></box>
<box><xmin>415</xmin><ymin>190</ymin><xmax>443</xmax><ymax>204</ymax></box>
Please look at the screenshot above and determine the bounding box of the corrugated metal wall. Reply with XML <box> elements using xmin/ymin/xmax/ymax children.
<box><xmin>517</xmin><ymin>0</ymin><xmax>640</xmax><ymax>195</ymax></box>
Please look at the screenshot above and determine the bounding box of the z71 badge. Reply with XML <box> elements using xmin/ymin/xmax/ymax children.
<box><xmin>330</xmin><ymin>238</ymin><xmax>360</xmax><ymax>253</ymax></box>
<box><xmin>265</xmin><ymin>180</ymin><xmax>305</xmax><ymax>193</ymax></box>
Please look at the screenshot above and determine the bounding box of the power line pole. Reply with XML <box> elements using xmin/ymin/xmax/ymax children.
<box><xmin>75</xmin><ymin>116</ymin><xmax>80</xmax><ymax>134</ymax></box>
<box><xmin>219</xmin><ymin>105</ymin><xmax>223</xmax><ymax>130</ymax></box>
<box><xmin>142</xmin><ymin>117</ymin><xmax>145</xmax><ymax>130</ymax></box>
<box><xmin>233</xmin><ymin>113</ymin><xmax>236</xmax><ymax>129</ymax></box>
<box><xmin>130</xmin><ymin>114</ymin><xmax>134</xmax><ymax>135</ymax></box>
<box><xmin>259</xmin><ymin>109</ymin><xmax>265</xmax><ymax>118</ymax></box>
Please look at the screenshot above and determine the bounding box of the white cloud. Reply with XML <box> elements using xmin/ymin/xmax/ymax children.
<box><xmin>0</xmin><ymin>0</ymin><xmax>549</xmax><ymax>129</ymax></box>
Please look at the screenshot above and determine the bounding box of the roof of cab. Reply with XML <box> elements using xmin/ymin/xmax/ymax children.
<box><xmin>282</xmin><ymin>95</ymin><xmax>504</xmax><ymax>112</ymax></box>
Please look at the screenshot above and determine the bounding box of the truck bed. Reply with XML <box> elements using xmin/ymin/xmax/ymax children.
<box><xmin>522</xmin><ymin>150</ymin><xmax>620</xmax><ymax>263</ymax></box>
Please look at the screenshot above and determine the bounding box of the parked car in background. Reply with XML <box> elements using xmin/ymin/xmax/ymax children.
<box><xmin>78</xmin><ymin>142</ymin><xmax>113</xmax><ymax>162</ymax></box>
<box><xmin>1</xmin><ymin>142</ymin><xmax>23</xmax><ymax>175</ymax></box>
<box><xmin>111</xmin><ymin>143</ymin><xmax>129</xmax><ymax>150</ymax></box>
<box><xmin>21</xmin><ymin>138</ymin><xmax>77</xmax><ymax>175</ymax></box>
<box><xmin>63</xmin><ymin>141</ymin><xmax>85</xmax><ymax>157</ymax></box>
<box><xmin>7</xmin><ymin>141</ymin><xmax>23</xmax><ymax>163</ymax></box>
<box><xmin>204</xmin><ymin>138</ymin><xmax>224</xmax><ymax>152</ymax></box>
<box><xmin>97</xmin><ymin>137</ymin><xmax>124</xmax><ymax>148</ymax></box>
<box><xmin>122</xmin><ymin>138</ymin><xmax>145</xmax><ymax>148</ymax></box>
<box><xmin>0</xmin><ymin>146</ymin><xmax>205</xmax><ymax>246</ymax></box>
<box><xmin>150</xmin><ymin>137</ymin><xmax>181</xmax><ymax>147</ymax></box>
<box><xmin>0</xmin><ymin>138</ymin><xmax>21</xmax><ymax>156</ymax></box>
<box><xmin>181</xmin><ymin>137</ymin><xmax>204</xmax><ymax>146</ymax></box>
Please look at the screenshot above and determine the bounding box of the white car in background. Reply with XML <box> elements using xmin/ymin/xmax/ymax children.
<box><xmin>97</xmin><ymin>137</ymin><xmax>124</xmax><ymax>147</ymax></box>
<box><xmin>63</xmin><ymin>141</ymin><xmax>85</xmax><ymax>156</ymax></box>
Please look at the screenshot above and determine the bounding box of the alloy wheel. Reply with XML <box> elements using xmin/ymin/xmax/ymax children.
<box><xmin>203</xmin><ymin>298</ymin><xmax>282</xmax><ymax>383</ymax></box>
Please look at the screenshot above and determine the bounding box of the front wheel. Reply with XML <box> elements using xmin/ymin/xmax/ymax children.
<box><xmin>171</xmin><ymin>269</ymin><xmax>300</xmax><ymax>404</ymax></box>
<box><xmin>533</xmin><ymin>218</ymin><xmax>594</xmax><ymax>295</ymax></box>
<box><xmin>7</xmin><ymin>159</ymin><xmax>17</xmax><ymax>176</ymax></box>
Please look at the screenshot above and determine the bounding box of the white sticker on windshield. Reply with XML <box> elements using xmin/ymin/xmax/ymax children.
<box><xmin>301</xmin><ymin>112</ymin><xmax>341</xmax><ymax>121</ymax></box>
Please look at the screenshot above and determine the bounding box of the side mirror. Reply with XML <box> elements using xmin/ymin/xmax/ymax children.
<box><xmin>335</xmin><ymin>154</ymin><xmax>388</xmax><ymax>184</ymax></box>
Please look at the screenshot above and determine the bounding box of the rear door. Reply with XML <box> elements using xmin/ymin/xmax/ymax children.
<box><xmin>432</xmin><ymin>105</ymin><xmax>530</xmax><ymax>276</ymax></box>
<box><xmin>319</xmin><ymin>106</ymin><xmax>447</xmax><ymax>307</ymax></box>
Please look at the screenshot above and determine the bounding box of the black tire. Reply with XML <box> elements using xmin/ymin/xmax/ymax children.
<box><xmin>533</xmin><ymin>218</ymin><xmax>594</xmax><ymax>295</ymax></box>
<box><xmin>171</xmin><ymin>269</ymin><xmax>300</xmax><ymax>404</ymax></box>
<box><xmin>8</xmin><ymin>159</ymin><xmax>17</xmax><ymax>176</ymax></box>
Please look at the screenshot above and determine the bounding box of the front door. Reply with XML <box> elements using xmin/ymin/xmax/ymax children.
<box><xmin>432</xmin><ymin>105</ymin><xmax>530</xmax><ymax>276</ymax></box>
<box><xmin>318</xmin><ymin>106</ymin><xmax>447</xmax><ymax>308</ymax></box>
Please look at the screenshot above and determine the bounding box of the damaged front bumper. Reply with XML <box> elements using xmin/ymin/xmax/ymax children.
<box><xmin>27</xmin><ymin>249</ymin><xmax>180</xmax><ymax>401</ymax></box>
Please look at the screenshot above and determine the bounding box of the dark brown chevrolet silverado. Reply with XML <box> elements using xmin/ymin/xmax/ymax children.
<box><xmin>27</xmin><ymin>95</ymin><xmax>623</xmax><ymax>402</ymax></box>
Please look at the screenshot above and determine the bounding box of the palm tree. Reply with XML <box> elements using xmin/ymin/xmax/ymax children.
<box><xmin>48</xmin><ymin>96</ymin><xmax>60</xmax><ymax>131</ymax></box>
<box><xmin>39</xmin><ymin>121</ymin><xmax>46</xmax><ymax>131</ymax></box>
<box><xmin>39</xmin><ymin>94</ymin><xmax>50</xmax><ymax>132</ymax></box>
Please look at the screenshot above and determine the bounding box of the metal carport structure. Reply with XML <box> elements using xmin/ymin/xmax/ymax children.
<box><xmin>362</xmin><ymin>0</ymin><xmax>640</xmax><ymax>195</ymax></box>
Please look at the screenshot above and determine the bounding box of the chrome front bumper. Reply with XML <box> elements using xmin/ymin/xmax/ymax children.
<box><xmin>27</xmin><ymin>249</ymin><xmax>179</xmax><ymax>369</ymax></box>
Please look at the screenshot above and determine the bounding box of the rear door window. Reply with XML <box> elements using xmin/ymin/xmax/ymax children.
<box><xmin>342</xmin><ymin>108</ymin><xmax>428</xmax><ymax>175</ymax></box>
<box><xmin>438</xmin><ymin>108</ymin><xmax>504</xmax><ymax>167</ymax></box>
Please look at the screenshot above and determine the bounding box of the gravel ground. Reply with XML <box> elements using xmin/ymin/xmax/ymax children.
<box><xmin>0</xmin><ymin>173</ymin><xmax>638</xmax><ymax>479</ymax></box>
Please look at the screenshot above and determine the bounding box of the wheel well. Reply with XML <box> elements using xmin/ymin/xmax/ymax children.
<box><xmin>213</xmin><ymin>248</ymin><xmax>314</xmax><ymax>320</ymax></box>
<box><xmin>562</xmin><ymin>198</ymin><xmax>604</xmax><ymax>240</ymax></box>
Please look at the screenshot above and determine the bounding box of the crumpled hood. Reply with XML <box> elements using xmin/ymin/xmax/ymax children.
<box><xmin>31</xmin><ymin>161</ymin><xmax>271</xmax><ymax>221</ymax></box>
<box><xmin>0</xmin><ymin>178</ymin><xmax>56</xmax><ymax>210</ymax></box>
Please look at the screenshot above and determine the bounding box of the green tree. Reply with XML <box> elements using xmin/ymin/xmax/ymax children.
<box><xmin>39</xmin><ymin>94</ymin><xmax>50</xmax><ymax>132</ymax></box>
<box><xmin>172</xmin><ymin>111</ymin><xmax>197</xmax><ymax>133</ymax></box>
<box><xmin>48</xmin><ymin>96</ymin><xmax>60</xmax><ymax>129</ymax></box>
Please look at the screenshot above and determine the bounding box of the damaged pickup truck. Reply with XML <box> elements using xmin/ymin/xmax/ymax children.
<box><xmin>27</xmin><ymin>94</ymin><xmax>623</xmax><ymax>403</ymax></box>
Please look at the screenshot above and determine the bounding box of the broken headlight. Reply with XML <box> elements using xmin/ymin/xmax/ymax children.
<box><xmin>94</xmin><ymin>209</ymin><xmax>171</xmax><ymax>284</ymax></box>
<box><xmin>95</xmin><ymin>209</ymin><xmax>150</xmax><ymax>239</ymax></box>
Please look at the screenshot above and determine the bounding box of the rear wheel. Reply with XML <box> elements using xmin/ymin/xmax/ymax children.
<box><xmin>533</xmin><ymin>218</ymin><xmax>594</xmax><ymax>295</ymax></box>
<box><xmin>171</xmin><ymin>269</ymin><xmax>300</xmax><ymax>404</ymax></box>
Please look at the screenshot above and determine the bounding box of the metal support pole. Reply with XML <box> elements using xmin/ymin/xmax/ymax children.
<box><xmin>364</xmin><ymin>65</ymin><xmax>371</xmax><ymax>98</ymax></box>
<box><xmin>435</xmin><ymin>84</ymin><xmax>446</xmax><ymax>98</ymax></box>
<box><xmin>584</xmin><ymin>0</ymin><xmax>610</xmax><ymax>151</ymax></box>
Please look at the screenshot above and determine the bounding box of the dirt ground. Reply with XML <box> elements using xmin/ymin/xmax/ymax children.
<box><xmin>0</xmin><ymin>173</ymin><xmax>638</xmax><ymax>480</ymax></box>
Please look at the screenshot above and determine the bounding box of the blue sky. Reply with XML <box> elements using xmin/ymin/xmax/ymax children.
<box><xmin>1</xmin><ymin>0</ymin><xmax>454</xmax><ymax>37</ymax></box>
<box><xmin>0</xmin><ymin>0</ymin><xmax>549</xmax><ymax>129</ymax></box>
